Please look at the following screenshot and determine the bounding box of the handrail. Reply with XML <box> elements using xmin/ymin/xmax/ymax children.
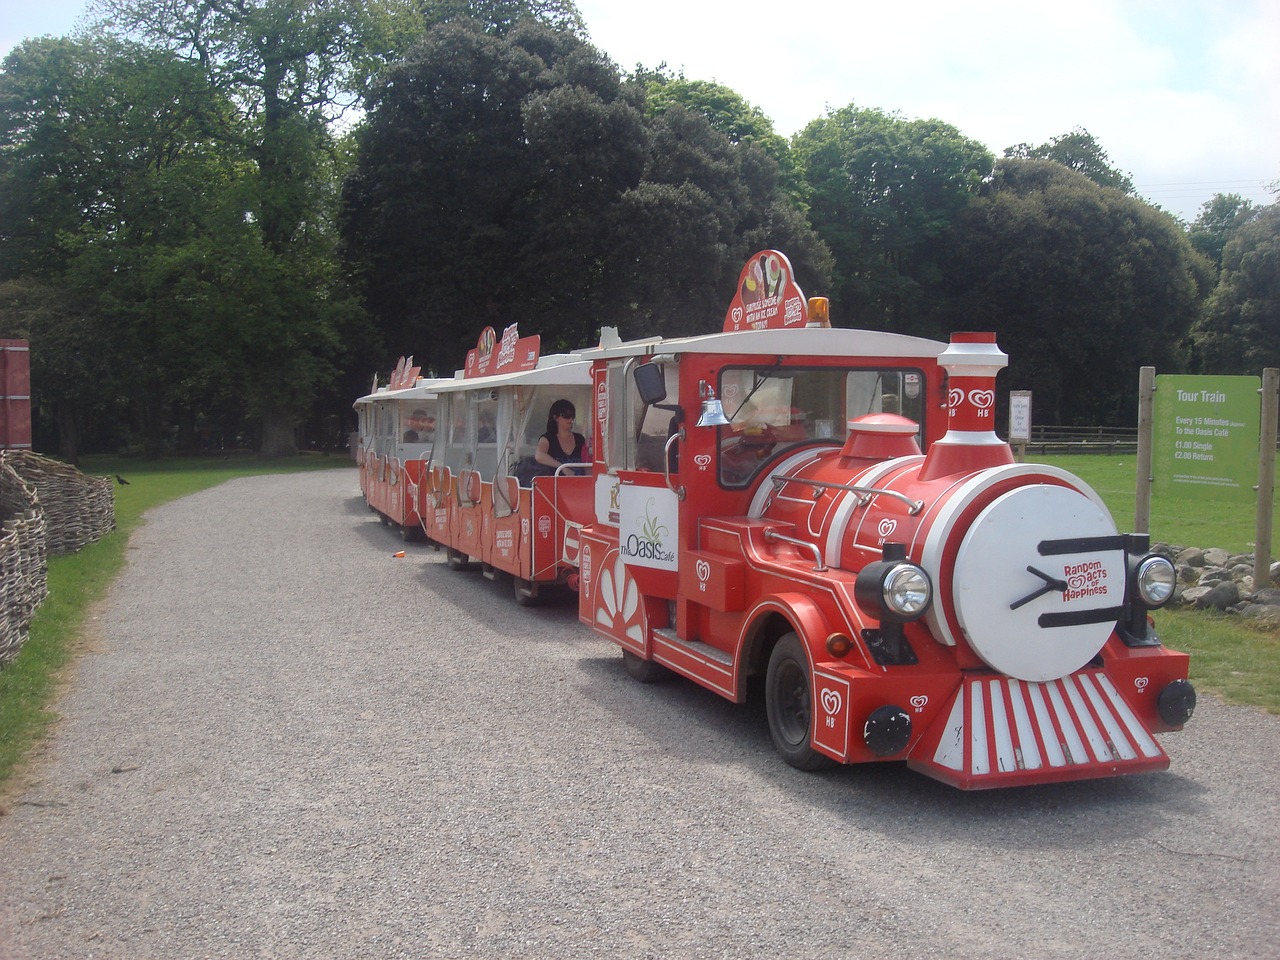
<box><xmin>763</xmin><ymin>529</ymin><xmax>827</xmax><ymax>571</ymax></box>
<box><xmin>770</xmin><ymin>475</ymin><xmax>924</xmax><ymax>515</ymax></box>
<box><xmin>664</xmin><ymin>429</ymin><xmax>685</xmax><ymax>500</ymax></box>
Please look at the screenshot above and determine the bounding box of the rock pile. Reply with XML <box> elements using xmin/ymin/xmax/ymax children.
<box><xmin>1153</xmin><ymin>542</ymin><xmax>1280</xmax><ymax>623</ymax></box>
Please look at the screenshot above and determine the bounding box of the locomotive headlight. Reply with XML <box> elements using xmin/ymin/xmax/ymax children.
<box><xmin>883</xmin><ymin>564</ymin><xmax>932</xmax><ymax>617</ymax></box>
<box><xmin>1135</xmin><ymin>555</ymin><xmax>1176</xmax><ymax>608</ymax></box>
<box><xmin>856</xmin><ymin>560</ymin><xmax>933</xmax><ymax>622</ymax></box>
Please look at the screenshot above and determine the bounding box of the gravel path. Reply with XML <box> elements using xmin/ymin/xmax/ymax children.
<box><xmin>0</xmin><ymin>468</ymin><xmax>1277</xmax><ymax>959</ymax></box>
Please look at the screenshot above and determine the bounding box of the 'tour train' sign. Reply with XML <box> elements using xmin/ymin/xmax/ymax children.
<box><xmin>1153</xmin><ymin>374</ymin><xmax>1260</xmax><ymax>500</ymax></box>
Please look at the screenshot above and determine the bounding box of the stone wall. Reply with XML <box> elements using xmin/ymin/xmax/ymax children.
<box><xmin>1156</xmin><ymin>541</ymin><xmax>1280</xmax><ymax>622</ymax></box>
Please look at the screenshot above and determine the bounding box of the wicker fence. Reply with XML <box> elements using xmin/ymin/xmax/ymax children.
<box><xmin>0</xmin><ymin>452</ymin><xmax>117</xmax><ymax>667</ymax></box>
<box><xmin>5</xmin><ymin>452</ymin><xmax>116</xmax><ymax>555</ymax></box>
<box><xmin>0</xmin><ymin>458</ymin><xmax>47</xmax><ymax>665</ymax></box>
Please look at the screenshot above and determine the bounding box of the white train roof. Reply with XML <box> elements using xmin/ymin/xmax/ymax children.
<box><xmin>431</xmin><ymin>357</ymin><xmax>593</xmax><ymax>394</ymax></box>
<box><xmin>581</xmin><ymin>326</ymin><xmax>948</xmax><ymax>361</ymax></box>
<box><xmin>352</xmin><ymin>378</ymin><xmax>449</xmax><ymax>407</ymax></box>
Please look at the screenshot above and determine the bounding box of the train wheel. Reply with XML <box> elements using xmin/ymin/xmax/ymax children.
<box><xmin>512</xmin><ymin>576</ymin><xmax>540</xmax><ymax>606</ymax></box>
<box><xmin>446</xmin><ymin>548</ymin><xmax>471</xmax><ymax>571</ymax></box>
<box><xmin>400</xmin><ymin>524</ymin><xmax>424</xmax><ymax>543</ymax></box>
<box><xmin>622</xmin><ymin>649</ymin><xmax>672</xmax><ymax>683</ymax></box>
<box><xmin>765</xmin><ymin>633</ymin><xmax>833</xmax><ymax>771</ymax></box>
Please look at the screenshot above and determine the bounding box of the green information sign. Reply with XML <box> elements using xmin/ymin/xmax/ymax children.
<box><xmin>1153</xmin><ymin>374</ymin><xmax>1260</xmax><ymax>500</ymax></box>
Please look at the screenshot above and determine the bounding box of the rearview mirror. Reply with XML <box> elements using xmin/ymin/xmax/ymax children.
<box><xmin>633</xmin><ymin>363</ymin><xmax>667</xmax><ymax>405</ymax></box>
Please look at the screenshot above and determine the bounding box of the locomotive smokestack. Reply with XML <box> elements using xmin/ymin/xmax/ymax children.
<box><xmin>917</xmin><ymin>332</ymin><xmax>1014</xmax><ymax>481</ymax></box>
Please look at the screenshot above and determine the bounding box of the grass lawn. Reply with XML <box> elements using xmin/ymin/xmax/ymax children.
<box><xmin>1044</xmin><ymin>454</ymin><xmax>1280</xmax><ymax>714</ymax></box>
<box><xmin>0</xmin><ymin>453</ymin><xmax>350</xmax><ymax>789</ymax></box>
<box><xmin>1041</xmin><ymin>453</ymin><xmax>1276</xmax><ymax>555</ymax></box>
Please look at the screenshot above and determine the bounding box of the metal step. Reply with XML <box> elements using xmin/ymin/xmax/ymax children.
<box><xmin>653</xmin><ymin>628</ymin><xmax>735</xmax><ymax>667</ymax></box>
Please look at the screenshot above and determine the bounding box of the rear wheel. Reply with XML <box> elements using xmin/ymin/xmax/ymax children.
<box><xmin>512</xmin><ymin>576</ymin><xmax>540</xmax><ymax>606</ymax></box>
<box><xmin>446</xmin><ymin>548</ymin><xmax>472</xmax><ymax>571</ymax></box>
<box><xmin>765</xmin><ymin>632</ymin><xmax>834</xmax><ymax>770</ymax></box>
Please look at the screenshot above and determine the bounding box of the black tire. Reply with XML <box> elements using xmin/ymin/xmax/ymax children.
<box><xmin>622</xmin><ymin>649</ymin><xmax>672</xmax><ymax>683</ymax></box>
<box><xmin>446</xmin><ymin>548</ymin><xmax>471</xmax><ymax>571</ymax></box>
<box><xmin>765</xmin><ymin>632</ymin><xmax>834</xmax><ymax>770</ymax></box>
<box><xmin>512</xmin><ymin>576</ymin><xmax>540</xmax><ymax>606</ymax></box>
<box><xmin>400</xmin><ymin>523</ymin><xmax>425</xmax><ymax>543</ymax></box>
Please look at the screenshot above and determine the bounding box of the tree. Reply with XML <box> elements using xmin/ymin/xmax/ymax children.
<box><xmin>1188</xmin><ymin>193</ymin><xmax>1258</xmax><ymax>271</ymax></box>
<box><xmin>1004</xmin><ymin>127</ymin><xmax>1134</xmax><ymax>195</ymax></box>
<box><xmin>638</xmin><ymin>70</ymin><xmax>801</xmax><ymax>200</ymax></box>
<box><xmin>0</xmin><ymin>35</ymin><xmax>256</xmax><ymax>457</ymax></box>
<box><xmin>1192</xmin><ymin>204</ymin><xmax>1280</xmax><ymax>374</ymax></box>
<box><xmin>940</xmin><ymin>159</ymin><xmax>1212</xmax><ymax>424</ymax></box>
<box><xmin>0</xmin><ymin>278</ymin><xmax>120</xmax><ymax>463</ymax></box>
<box><xmin>342</xmin><ymin>19</ymin><xmax>829</xmax><ymax>371</ymax></box>
<box><xmin>792</xmin><ymin>105</ymin><xmax>993</xmax><ymax>331</ymax></box>
<box><xmin>98</xmin><ymin>0</ymin><xmax>414</xmax><ymax>454</ymax></box>
<box><xmin>425</xmin><ymin>0</ymin><xmax>585</xmax><ymax>35</ymax></box>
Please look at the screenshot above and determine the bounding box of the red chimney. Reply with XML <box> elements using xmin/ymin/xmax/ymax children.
<box><xmin>917</xmin><ymin>332</ymin><xmax>1013</xmax><ymax>481</ymax></box>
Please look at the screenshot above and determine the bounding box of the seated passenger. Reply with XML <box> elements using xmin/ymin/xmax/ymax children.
<box><xmin>535</xmin><ymin>398</ymin><xmax>586</xmax><ymax>468</ymax></box>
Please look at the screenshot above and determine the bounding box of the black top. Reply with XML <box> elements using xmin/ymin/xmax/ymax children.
<box><xmin>543</xmin><ymin>430</ymin><xmax>586</xmax><ymax>463</ymax></box>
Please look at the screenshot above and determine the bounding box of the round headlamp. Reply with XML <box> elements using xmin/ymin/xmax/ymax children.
<box><xmin>1135</xmin><ymin>555</ymin><xmax>1176</xmax><ymax>608</ymax></box>
<box><xmin>856</xmin><ymin>560</ymin><xmax>933</xmax><ymax>622</ymax></box>
<box><xmin>883</xmin><ymin>563</ymin><xmax>932</xmax><ymax>617</ymax></box>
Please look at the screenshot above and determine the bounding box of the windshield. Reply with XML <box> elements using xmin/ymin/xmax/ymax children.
<box><xmin>718</xmin><ymin>366</ymin><xmax>926</xmax><ymax>486</ymax></box>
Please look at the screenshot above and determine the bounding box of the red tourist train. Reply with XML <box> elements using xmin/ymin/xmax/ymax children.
<box><xmin>355</xmin><ymin>250</ymin><xmax>1195</xmax><ymax>789</ymax></box>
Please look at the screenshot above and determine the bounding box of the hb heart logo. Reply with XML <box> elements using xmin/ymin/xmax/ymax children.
<box><xmin>695</xmin><ymin>559</ymin><xmax>711</xmax><ymax>582</ymax></box>
<box><xmin>821</xmin><ymin>688</ymin><xmax>842</xmax><ymax>716</ymax></box>
<box><xmin>1135</xmin><ymin>677</ymin><xmax>1149</xmax><ymax>692</ymax></box>
<box><xmin>968</xmin><ymin>389</ymin><xmax>995</xmax><ymax>410</ymax></box>
<box><xmin>878</xmin><ymin>518</ymin><xmax>897</xmax><ymax>539</ymax></box>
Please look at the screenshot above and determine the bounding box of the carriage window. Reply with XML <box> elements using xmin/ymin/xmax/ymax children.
<box><xmin>717</xmin><ymin>366</ymin><xmax>926</xmax><ymax>486</ymax></box>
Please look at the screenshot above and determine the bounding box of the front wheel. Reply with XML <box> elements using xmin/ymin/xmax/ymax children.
<box><xmin>765</xmin><ymin>633</ymin><xmax>834</xmax><ymax>771</ymax></box>
<box><xmin>622</xmin><ymin>649</ymin><xmax>672</xmax><ymax>683</ymax></box>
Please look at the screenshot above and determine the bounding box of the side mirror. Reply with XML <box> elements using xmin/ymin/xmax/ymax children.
<box><xmin>633</xmin><ymin>362</ymin><xmax>667</xmax><ymax>405</ymax></box>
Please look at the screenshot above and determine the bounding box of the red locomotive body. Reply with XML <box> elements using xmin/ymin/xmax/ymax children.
<box><xmin>574</xmin><ymin>251</ymin><xmax>1192</xmax><ymax>789</ymax></box>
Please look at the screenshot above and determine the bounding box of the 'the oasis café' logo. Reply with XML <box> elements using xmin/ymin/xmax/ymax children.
<box><xmin>621</xmin><ymin>496</ymin><xmax>676</xmax><ymax>566</ymax></box>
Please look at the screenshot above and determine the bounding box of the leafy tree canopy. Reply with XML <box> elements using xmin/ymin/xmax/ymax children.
<box><xmin>940</xmin><ymin>158</ymin><xmax>1212</xmax><ymax>424</ymax></box>
<box><xmin>1188</xmin><ymin>192</ymin><xmax>1259</xmax><ymax>271</ymax></box>
<box><xmin>792</xmin><ymin>104</ymin><xmax>993</xmax><ymax>331</ymax></box>
<box><xmin>342</xmin><ymin>18</ymin><xmax>828</xmax><ymax>373</ymax></box>
<box><xmin>424</xmin><ymin>0</ymin><xmax>586</xmax><ymax>36</ymax></box>
<box><xmin>1192</xmin><ymin>203</ymin><xmax>1280</xmax><ymax>374</ymax></box>
<box><xmin>1004</xmin><ymin>126</ymin><xmax>1134</xmax><ymax>195</ymax></box>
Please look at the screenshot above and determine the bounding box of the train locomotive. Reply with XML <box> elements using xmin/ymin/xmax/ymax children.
<box><xmin>358</xmin><ymin>250</ymin><xmax>1195</xmax><ymax>790</ymax></box>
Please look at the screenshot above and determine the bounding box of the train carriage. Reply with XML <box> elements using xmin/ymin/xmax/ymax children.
<box><xmin>418</xmin><ymin>327</ymin><xmax>595</xmax><ymax>603</ymax></box>
<box><xmin>353</xmin><ymin>357</ymin><xmax>443</xmax><ymax>540</ymax></box>
<box><xmin>359</xmin><ymin>250</ymin><xmax>1195</xmax><ymax>789</ymax></box>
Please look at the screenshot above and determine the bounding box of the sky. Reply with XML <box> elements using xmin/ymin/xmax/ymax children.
<box><xmin>2</xmin><ymin>0</ymin><xmax>1276</xmax><ymax>223</ymax></box>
